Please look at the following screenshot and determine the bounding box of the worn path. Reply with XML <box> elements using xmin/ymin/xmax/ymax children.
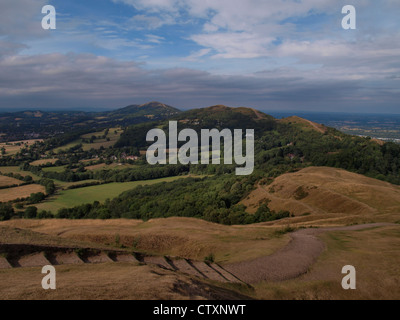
<box><xmin>224</xmin><ymin>223</ymin><xmax>396</xmax><ymax>284</ymax></box>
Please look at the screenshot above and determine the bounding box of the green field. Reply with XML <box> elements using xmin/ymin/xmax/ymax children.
<box><xmin>84</xmin><ymin>163</ymin><xmax>137</xmax><ymax>172</ymax></box>
<box><xmin>42</xmin><ymin>166</ymin><xmax>66</xmax><ymax>173</ymax></box>
<box><xmin>35</xmin><ymin>176</ymin><xmax>190</xmax><ymax>213</ymax></box>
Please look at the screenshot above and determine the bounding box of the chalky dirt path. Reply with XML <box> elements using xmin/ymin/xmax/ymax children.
<box><xmin>224</xmin><ymin>223</ymin><xmax>395</xmax><ymax>284</ymax></box>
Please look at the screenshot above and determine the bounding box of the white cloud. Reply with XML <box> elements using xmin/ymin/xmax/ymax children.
<box><xmin>110</xmin><ymin>0</ymin><xmax>400</xmax><ymax>62</ymax></box>
<box><xmin>182</xmin><ymin>48</ymin><xmax>211</xmax><ymax>62</ymax></box>
<box><xmin>128</xmin><ymin>14</ymin><xmax>177</xmax><ymax>30</ymax></box>
<box><xmin>191</xmin><ymin>32</ymin><xmax>274</xmax><ymax>59</ymax></box>
<box><xmin>146</xmin><ymin>34</ymin><xmax>165</xmax><ymax>44</ymax></box>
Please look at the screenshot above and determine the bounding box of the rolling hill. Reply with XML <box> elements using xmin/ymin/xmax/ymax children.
<box><xmin>0</xmin><ymin>102</ymin><xmax>181</xmax><ymax>142</ymax></box>
<box><xmin>241</xmin><ymin>166</ymin><xmax>400</xmax><ymax>225</ymax></box>
<box><xmin>279</xmin><ymin>115</ymin><xmax>328</xmax><ymax>134</ymax></box>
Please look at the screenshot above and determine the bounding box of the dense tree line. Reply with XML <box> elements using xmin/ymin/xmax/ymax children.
<box><xmin>55</xmin><ymin>175</ymin><xmax>291</xmax><ymax>225</ymax></box>
<box><xmin>255</xmin><ymin>123</ymin><xmax>400</xmax><ymax>184</ymax></box>
<box><xmin>20</xmin><ymin>162</ymin><xmax>191</xmax><ymax>183</ymax></box>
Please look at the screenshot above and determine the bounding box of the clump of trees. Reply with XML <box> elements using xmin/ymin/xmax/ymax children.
<box><xmin>0</xmin><ymin>203</ymin><xmax>14</xmax><ymax>221</ymax></box>
<box><xmin>24</xmin><ymin>206</ymin><xmax>53</xmax><ymax>219</ymax></box>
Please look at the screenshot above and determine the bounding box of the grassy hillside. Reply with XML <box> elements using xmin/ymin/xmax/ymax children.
<box><xmin>241</xmin><ymin>166</ymin><xmax>400</xmax><ymax>225</ymax></box>
<box><xmin>1</xmin><ymin>218</ymin><xmax>399</xmax><ymax>299</ymax></box>
<box><xmin>0</xmin><ymin>217</ymin><xmax>290</xmax><ymax>264</ymax></box>
<box><xmin>279</xmin><ymin>116</ymin><xmax>327</xmax><ymax>134</ymax></box>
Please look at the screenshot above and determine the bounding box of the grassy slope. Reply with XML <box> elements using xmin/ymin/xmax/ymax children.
<box><xmin>1</xmin><ymin>219</ymin><xmax>399</xmax><ymax>299</ymax></box>
<box><xmin>0</xmin><ymin>218</ymin><xmax>290</xmax><ymax>265</ymax></box>
<box><xmin>241</xmin><ymin>166</ymin><xmax>400</xmax><ymax>225</ymax></box>
<box><xmin>279</xmin><ymin>116</ymin><xmax>327</xmax><ymax>134</ymax></box>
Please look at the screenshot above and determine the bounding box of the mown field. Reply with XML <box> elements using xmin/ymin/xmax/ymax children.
<box><xmin>30</xmin><ymin>159</ymin><xmax>59</xmax><ymax>166</ymax></box>
<box><xmin>0</xmin><ymin>175</ymin><xmax>22</xmax><ymax>187</ymax></box>
<box><xmin>0</xmin><ymin>184</ymin><xmax>46</xmax><ymax>202</ymax></box>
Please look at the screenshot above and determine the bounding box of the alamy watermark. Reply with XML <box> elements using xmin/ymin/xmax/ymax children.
<box><xmin>342</xmin><ymin>5</ymin><xmax>356</xmax><ymax>30</ymax></box>
<box><xmin>146</xmin><ymin>121</ymin><xmax>254</xmax><ymax>176</ymax></box>
<box><xmin>41</xmin><ymin>4</ymin><xmax>356</xmax><ymax>31</ymax></box>
<box><xmin>42</xmin><ymin>265</ymin><xmax>56</xmax><ymax>290</ymax></box>
<box><xmin>41</xmin><ymin>5</ymin><xmax>56</xmax><ymax>30</ymax></box>
<box><xmin>341</xmin><ymin>265</ymin><xmax>356</xmax><ymax>290</ymax></box>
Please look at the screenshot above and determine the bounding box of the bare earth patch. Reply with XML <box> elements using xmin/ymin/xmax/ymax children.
<box><xmin>225</xmin><ymin>223</ymin><xmax>396</xmax><ymax>284</ymax></box>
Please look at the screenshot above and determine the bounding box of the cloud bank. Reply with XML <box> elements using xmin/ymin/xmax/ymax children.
<box><xmin>0</xmin><ymin>0</ymin><xmax>399</xmax><ymax>113</ymax></box>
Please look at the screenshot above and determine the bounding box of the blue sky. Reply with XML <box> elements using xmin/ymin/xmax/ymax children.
<box><xmin>0</xmin><ymin>0</ymin><xmax>399</xmax><ymax>113</ymax></box>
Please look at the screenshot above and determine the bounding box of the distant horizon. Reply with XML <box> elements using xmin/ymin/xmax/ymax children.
<box><xmin>1</xmin><ymin>103</ymin><xmax>400</xmax><ymax>116</ymax></box>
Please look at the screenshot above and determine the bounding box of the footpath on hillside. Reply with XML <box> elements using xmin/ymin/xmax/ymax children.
<box><xmin>225</xmin><ymin>223</ymin><xmax>396</xmax><ymax>283</ymax></box>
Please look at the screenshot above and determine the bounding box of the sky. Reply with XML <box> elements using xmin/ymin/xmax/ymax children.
<box><xmin>0</xmin><ymin>0</ymin><xmax>399</xmax><ymax>113</ymax></box>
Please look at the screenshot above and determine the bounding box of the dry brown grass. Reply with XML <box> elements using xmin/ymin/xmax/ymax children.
<box><xmin>84</xmin><ymin>163</ymin><xmax>107</xmax><ymax>171</ymax></box>
<box><xmin>0</xmin><ymin>184</ymin><xmax>46</xmax><ymax>202</ymax></box>
<box><xmin>0</xmin><ymin>262</ymin><xmax>251</xmax><ymax>300</ymax></box>
<box><xmin>30</xmin><ymin>159</ymin><xmax>59</xmax><ymax>166</ymax></box>
<box><xmin>241</xmin><ymin>167</ymin><xmax>400</xmax><ymax>225</ymax></box>
<box><xmin>0</xmin><ymin>175</ymin><xmax>22</xmax><ymax>187</ymax></box>
<box><xmin>279</xmin><ymin>116</ymin><xmax>327</xmax><ymax>134</ymax></box>
<box><xmin>371</xmin><ymin>138</ymin><xmax>385</xmax><ymax>146</ymax></box>
<box><xmin>0</xmin><ymin>218</ymin><xmax>290</xmax><ymax>265</ymax></box>
<box><xmin>0</xmin><ymin>225</ymin><xmax>113</xmax><ymax>249</ymax></box>
<box><xmin>1</xmin><ymin>219</ymin><xmax>399</xmax><ymax>300</ymax></box>
<box><xmin>0</xmin><ymin>166</ymin><xmax>42</xmax><ymax>180</ymax></box>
